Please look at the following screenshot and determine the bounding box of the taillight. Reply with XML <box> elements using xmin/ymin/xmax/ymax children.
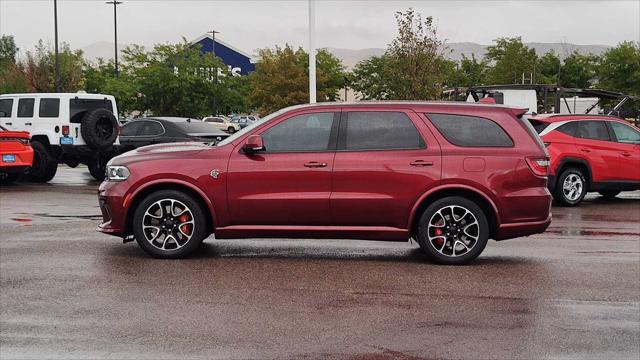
<box><xmin>0</xmin><ymin>137</ymin><xmax>29</xmax><ymax>145</ymax></box>
<box><xmin>526</xmin><ymin>156</ymin><xmax>550</xmax><ymax>177</ymax></box>
<box><xmin>62</xmin><ymin>125</ymin><xmax>70</xmax><ymax>136</ymax></box>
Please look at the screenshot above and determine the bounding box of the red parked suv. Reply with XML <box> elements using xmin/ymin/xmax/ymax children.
<box><xmin>98</xmin><ymin>102</ymin><xmax>552</xmax><ymax>264</ymax></box>
<box><xmin>529</xmin><ymin>114</ymin><xmax>640</xmax><ymax>206</ymax></box>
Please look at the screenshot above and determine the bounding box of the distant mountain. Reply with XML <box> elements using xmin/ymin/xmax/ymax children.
<box><xmin>327</xmin><ymin>42</ymin><xmax>611</xmax><ymax>69</ymax></box>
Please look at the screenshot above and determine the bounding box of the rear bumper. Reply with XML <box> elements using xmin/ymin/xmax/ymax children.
<box><xmin>495</xmin><ymin>213</ymin><xmax>552</xmax><ymax>240</ymax></box>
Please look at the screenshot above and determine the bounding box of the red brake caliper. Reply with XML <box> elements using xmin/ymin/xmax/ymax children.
<box><xmin>179</xmin><ymin>214</ymin><xmax>191</xmax><ymax>235</ymax></box>
<box><xmin>434</xmin><ymin>228</ymin><xmax>444</xmax><ymax>246</ymax></box>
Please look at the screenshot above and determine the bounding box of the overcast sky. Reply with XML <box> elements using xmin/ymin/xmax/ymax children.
<box><xmin>1</xmin><ymin>0</ymin><xmax>639</xmax><ymax>55</ymax></box>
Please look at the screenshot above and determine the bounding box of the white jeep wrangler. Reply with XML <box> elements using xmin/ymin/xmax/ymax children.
<box><xmin>0</xmin><ymin>93</ymin><xmax>120</xmax><ymax>182</ymax></box>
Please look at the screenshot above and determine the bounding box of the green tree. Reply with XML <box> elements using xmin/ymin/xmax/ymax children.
<box><xmin>598</xmin><ymin>41</ymin><xmax>640</xmax><ymax>96</ymax></box>
<box><xmin>560</xmin><ymin>52</ymin><xmax>598</xmax><ymax>88</ymax></box>
<box><xmin>443</xmin><ymin>54</ymin><xmax>489</xmax><ymax>88</ymax></box>
<box><xmin>350</xmin><ymin>55</ymin><xmax>391</xmax><ymax>99</ymax></box>
<box><xmin>24</xmin><ymin>40</ymin><xmax>84</xmax><ymax>92</ymax></box>
<box><xmin>248</xmin><ymin>45</ymin><xmax>345</xmax><ymax>114</ymax></box>
<box><xmin>384</xmin><ymin>9</ymin><xmax>448</xmax><ymax>99</ymax></box>
<box><xmin>536</xmin><ymin>51</ymin><xmax>561</xmax><ymax>85</ymax></box>
<box><xmin>485</xmin><ymin>37</ymin><xmax>537</xmax><ymax>84</ymax></box>
<box><xmin>0</xmin><ymin>35</ymin><xmax>28</xmax><ymax>93</ymax></box>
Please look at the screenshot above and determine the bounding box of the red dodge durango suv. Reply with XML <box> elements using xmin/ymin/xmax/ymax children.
<box><xmin>529</xmin><ymin>114</ymin><xmax>640</xmax><ymax>206</ymax></box>
<box><xmin>98</xmin><ymin>102</ymin><xmax>552</xmax><ymax>264</ymax></box>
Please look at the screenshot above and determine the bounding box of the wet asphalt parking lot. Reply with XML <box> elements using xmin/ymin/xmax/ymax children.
<box><xmin>1</xmin><ymin>166</ymin><xmax>639</xmax><ymax>360</ymax></box>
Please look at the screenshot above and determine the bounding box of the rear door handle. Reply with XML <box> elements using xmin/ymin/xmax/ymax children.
<box><xmin>579</xmin><ymin>148</ymin><xmax>591</xmax><ymax>153</ymax></box>
<box><xmin>622</xmin><ymin>152</ymin><xmax>632</xmax><ymax>157</ymax></box>
<box><xmin>25</xmin><ymin>122</ymin><xmax>32</xmax><ymax>126</ymax></box>
<box><xmin>304</xmin><ymin>161</ymin><xmax>327</xmax><ymax>168</ymax></box>
<box><xmin>410</xmin><ymin>160</ymin><xmax>434</xmax><ymax>167</ymax></box>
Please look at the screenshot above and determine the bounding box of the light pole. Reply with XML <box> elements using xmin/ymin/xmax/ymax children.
<box><xmin>308</xmin><ymin>0</ymin><xmax>316</xmax><ymax>104</ymax></box>
<box><xmin>106</xmin><ymin>1</ymin><xmax>123</xmax><ymax>76</ymax></box>
<box><xmin>53</xmin><ymin>0</ymin><xmax>60</xmax><ymax>92</ymax></box>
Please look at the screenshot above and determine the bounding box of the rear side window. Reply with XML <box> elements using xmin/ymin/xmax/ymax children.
<box><xmin>120</xmin><ymin>121</ymin><xmax>144</xmax><ymax>136</ymax></box>
<box><xmin>17</xmin><ymin>98</ymin><xmax>35</xmax><ymax>118</ymax></box>
<box><xmin>528</xmin><ymin>119</ymin><xmax>549</xmax><ymax>134</ymax></box>
<box><xmin>39</xmin><ymin>98</ymin><xmax>60</xmax><ymax>117</ymax></box>
<box><xmin>0</xmin><ymin>99</ymin><xmax>13</xmax><ymax>117</ymax></box>
<box><xmin>427</xmin><ymin>113</ymin><xmax>513</xmax><ymax>147</ymax></box>
<box><xmin>262</xmin><ymin>112</ymin><xmax>335</xmax><ymax>152</ymax></box>
<box><xmin>343</xmin><ymin>112</ymin><xmax>424</xmax><ymax>150</ymax></box>
<box><xmin>139</xmin><ymin>121</ymin><xmax>164</xmax><ymax>136</ymax></box>
<box><xmin>70</xmin><ymin>98</ymin><xmax>113</xmax><ymax>123</ymax></box>
<box><xmin>577</xmin><ymin>121</ymin><xmax>610</xmax><ymax>141</ymax></box>
<box><xmin>557</xmin><ymin>122</ymin><xmax>577</xmax><ymax>137</ymax></box>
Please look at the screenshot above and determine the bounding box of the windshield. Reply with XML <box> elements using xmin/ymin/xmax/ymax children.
<box><xmin>217</xmin><ymin>109</ymin><xmax>285</xmax><ymax>146</ymax></box>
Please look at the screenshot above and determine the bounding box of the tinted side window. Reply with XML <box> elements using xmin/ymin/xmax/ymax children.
<box><xmin>577</xmin><ymin>121</ymin><xmax>610</xmax><ymax>141</ymax></box>
<box><xmin>344</xmin><ymin>112</ymin><xmax>424</xmax><ymax>150</ymax></box>
<box><xmin>427</xmin><ymin>113</ymin><xmax>513</xmax><ymax>147</ymax></box>
<box><xmin>557</xmin><ymin>122</ymin><xmax>577</xmax><ymax>137</ymax></box>
<box><xmin>610</xmin><ymin>122</ymin><xmax>640</xmax><ymax>144</ymax></box>
<box><xmin>120</xmin><ymin>121</ymin><xmax>144</xmax><ymax>136</ymax></box>
<box><xmin>17</xmin><ymin>98</ymin><xmax>35</xmax><ymax>118</ymax></box>
<box><xmin>262</xmin><ymin>112</ymin><xmax>335</xmax><ymax>152</ymax></box>
<box><xmin>0</xmin><ymin>99</ymin><xmax>13</xmax><ymax>117</ymax></box>
<box><xmin>70</xmin><ymin>99</ymin><xmax>113</xmax><ymax>123</ymax></box>
<box><xmin>139</xmin><ymin>121</ymin><xmax>164</xmax><ymax>136</ymax></box>
<box><xmin>39</xmin><ymin>98</ymin><xmax>60</xmax><ymax>117</ymax></box>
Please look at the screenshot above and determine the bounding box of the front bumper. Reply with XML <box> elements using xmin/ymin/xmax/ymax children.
<box><xmin>96</xmin><ymin>180</ymin><xmax>129</xmax><ymax>237</ymax></box>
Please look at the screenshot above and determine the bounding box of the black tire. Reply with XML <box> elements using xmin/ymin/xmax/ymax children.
<box><xmin>415</xmin><ymin>196</ymin><xmax>489</xmax><ymax>265</ymax></box>
<box><xmin>88</xmin><ymin>157</ymin><xmax>107</xmax><ymax>181</ymax></box>
<box><xmin>27</xmin><ymin>141</ymin><xmax>58</xmax><ymax>183</ymax></box>
<box><xmin>132</xmin><ymin>190</ymin><xmax>208</xmax><ymax>259</ymax></box>
<box><xmin>227</xmin><ymin>126</ymin><xmax>235</xmax><ymax>134</ymax></box>
<box><xmin>599</xmin><ymin>190</ymin><xmax>621</xmax><ymax>199</ymax></box>
<box><xmin>81</xmin><ymin>109</ymin><xmax>118</xmax><ymax>150</ymax></box>
<box><xmin>0</xmin><ymin>173</ymin><xmax>20</xmax><ymax>185</ymax></box>
<box><xmin>554</xmin><ymin>167</ymin><xmax>587</xmax><ymax>207</ymax></box>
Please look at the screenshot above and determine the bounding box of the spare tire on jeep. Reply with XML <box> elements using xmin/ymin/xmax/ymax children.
<box><xmin>81</xmin><ymin>108</ymin><xmax>118</xmax><ymax>150</ymax></box>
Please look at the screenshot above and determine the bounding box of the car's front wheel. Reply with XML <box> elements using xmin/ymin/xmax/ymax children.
<box><xmin>416</xmin><ymin>196</ymin><xmax>489</xmax><ymax>265</ymax></box>
<box><xmin>555</xmin><ymin>167</ymin><xmax>587</xmax><ymax>206</ymax></box>
<box><xmin>227</xmin><ymin>126</ymin><xmax>235</xmax><ymax>134</ymax></box>
<box><xmin>132</xmin><ymin>190</ymin><xmax>208</xmax><ymax>258</ymax></box>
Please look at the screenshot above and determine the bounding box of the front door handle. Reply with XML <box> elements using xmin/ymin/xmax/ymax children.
<box><xmin>579</xmin><ymin>148</ymin><xmax>591</xmax><ymax>153</ymax></box>
<box><xmin>25</xmin><ymin>122</ymin><xmax>32</xmax><ymax>126</ymax></box>
<box><xmin>622</xmin><ymin>152</ymin><xmax>632</xmax><ymax>157</ymax></box>
<box><xmin>4</xmin><ymin>122</ymin><xmax>12</xmax><ymax>126</ymax></box>
<box><xmin>410</xmin><ymin>160</ymin><xmax>434</xmax><ymax>167</ymax></box>
<box><xmin>304</xmin><ymin>161</ymin><xmax>327</xmax><ymax>168</ymax></box>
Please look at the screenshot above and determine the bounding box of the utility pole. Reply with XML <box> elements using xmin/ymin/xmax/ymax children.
<box><xmin>53</xmin><ymin>0</ymin><xmax>60</xmax><ymax>92</ymax></box>
<box><xmin>106</xmin><ymin>1</ymin><xmax>123</xmax><ymax>76</ymax></box>
<box><xmin>308</xmin><ymin>0</ymin><xmax>316</xmax><ymax>104</ymax></box>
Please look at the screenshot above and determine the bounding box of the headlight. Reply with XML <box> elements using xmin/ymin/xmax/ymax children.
<box><xmin>106</xmin><ymin>165</ymin><xmax>130</xmax><ymax>181</ymax></box>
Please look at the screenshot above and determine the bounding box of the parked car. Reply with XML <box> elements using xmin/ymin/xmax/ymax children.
<box><xmin>529</xmin><ymin>114</ymin><xmax>640</xmax><ymax>206</ymax></box>
<box><xmin>231</xmin><ymin>115</ymin><xmax>259</xmax><ymax>129</ymax></box>
<box><xmin>0</xmin><ymin>93</ymin><xmax>120</xmax><ymax>182</ymax></box>
<box><xmin>202</xmin><ymin>116</ymin><xmax>241</xmax><ymax>134</ymax></box>
<box><xmin>119</xmin><ymin>117</ymin><xmax>229</xmax><ymax>150</ymax></box>
<box><xmin>0</xmin><ymin>125</ymin><xmax>34</xmax><ymax>184</ymax></box>
<box><xmin>98</xmin><ymin>102</ymin><xmax>552</xmax><ymax>264</ymax></box>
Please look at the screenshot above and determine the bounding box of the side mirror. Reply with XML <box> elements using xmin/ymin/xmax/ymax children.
<box><xmin>242</xmin><ymin>135</ymin><xmax>265</xmax><ymax>153</ymax></box>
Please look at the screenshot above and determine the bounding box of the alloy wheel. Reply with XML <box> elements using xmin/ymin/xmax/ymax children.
<box><xmin>427</xmin><ymin>205</ymin><xmax>479</xmax><ymax>257</ymax></box>
<box><xmin>142</xmin><ymin>199</ymin><xmax>195</xmax><ymax>251</ymax></box>
<box><xmin>562</xmin><ymin>174</ymin><xmax>583</xmax><ymax>202</ymax></box>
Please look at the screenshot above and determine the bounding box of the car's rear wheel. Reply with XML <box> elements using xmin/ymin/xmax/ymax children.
<box><xmin>599</xmin><ymin>190</ymin><xmax>621</xmax><ymax>199</ymax></box>
<box><xmin>555</xmin><ymin>167</ymin><xmax>587</xmax><ymax>206</ymax></box>
<box><xmin>88</xmin><ymin>156</ymin><xmax>108</xmax><ymax>181</ymax></box>
<box><xmin>132</xmin><ymin>190</ymin><xmax>208</xmax><ymax>259</ymax></box>
<box><xmin>227</xmin><ymin>126</ymin><xmax>235</xmax><ymax>134</ymax></box>
<box><xmin>27</xmin><ymin>141</ymin><xmax>58</xmax><ymax>183</ymax></box>
<box><xmin>416</xmin><ymin>196</ymin><xmax>489</xmax><ymax>265</ymax></box>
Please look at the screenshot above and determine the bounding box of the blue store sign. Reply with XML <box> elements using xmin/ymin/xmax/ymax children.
<box><xmin>191</xmin><ymin>34</ymin><xmax>256</xmax><ymax>76</ymax></box>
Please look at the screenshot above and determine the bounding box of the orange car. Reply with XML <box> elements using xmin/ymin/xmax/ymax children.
<box><xmin>0</xmin><ymin>125</ymin><xmax>34</xmax><ymax>184</ymax></box>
